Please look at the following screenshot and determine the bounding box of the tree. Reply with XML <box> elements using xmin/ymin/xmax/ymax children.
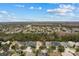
<box><xmin>58</xmin><ymin>46</ymin><xmax>65</xmax><ymax>52</ymax></box>
<box><xmin>48</xmin><ymin>46</ymin><xmax>56</xmax><ymax>53</ymax></box>
<box><xmin>51</xmin><ymin>46</ymin><xmax>56</xmax><ymax>50</ymax></box>
<box><xmin>76</xmin><ymin>47</ymin><xmax>79</xmax><ymax>52</ymax></box>
<box><xmin>20</xmin><ymin>45</ymin><xmax>26</xmax><ymax>50</ymax></box>
<box><xmin>11</xmin><ymin>44</ymin><xmax>19</xmax><ymax>51</ymax></box>
<box><xmin>39</xmin><ymin>45</ymin><xmax>46</xmax><ymax>50</ymax></box>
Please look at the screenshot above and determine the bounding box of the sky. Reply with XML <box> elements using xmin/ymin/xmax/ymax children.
<box><xmin>0</xmin><ymin>3</ymin><xmax>79</xmax><ymax>22</ymax></box>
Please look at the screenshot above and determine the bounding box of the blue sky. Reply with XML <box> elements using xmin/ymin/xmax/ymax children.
<box><xmin>0</xmin><ymin>3</ymin><xmax>79</xmax><ymax>22</ymax></box>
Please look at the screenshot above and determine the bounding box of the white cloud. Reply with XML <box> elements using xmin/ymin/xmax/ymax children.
<box><xmin>12</xmin><ymin>16</ymin><xmax>17</xmax><ymax>19</ymax></box>
<box><xmin>59</xmin><ymin>4</ymin><xmax>75</xmax><ymax>9</ymax></box>
<box><xmin>11</xmin><ymin>13</ymin><xmax>15</xmax><ymax>15</ymax></box>
<box><xmin>38</xmin><ymin>7</ymin><xmax>42</xmax><ymax>10</ymax></box>
<box><xmin>0</xmin><ymin>15</ymin><xmax>3</xmax><ymax>18</ymax></box>
<box><xmin>15</xmin><ymin>5</ymin><xmax>25</xmax><ymax>8</ymax></box>
<box><xmin>0</xmin><ymin>10</ymin><xmax>9</xmax><ymax>19</ymax></box>
<box><xmin>29</xmin><ymin>6</ymin><xmax>34</xmax><ymax>10</ymax></box>
<box><xmin>47</xmin><ymin>4</ymin><xmax>75</xmax><ymax>16</ymax></box>
<box><xmin>0</xmin><ymin>10</ymin><xmax>8</xmax><ymax>14</ymax></box>
<box><xmin>29</xmin><ymin>6</ymin><xmax>42</xmax><ymax>10</ymax></box>
<box><xmin>0</xmin><ymin>10</ymin><xmax>18</xmax><ymax>22</ymax></box>
<box><xmin>0</xmin><ymin>11</ymin><xmax>11</xmax><ymax>18</ymax></box>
